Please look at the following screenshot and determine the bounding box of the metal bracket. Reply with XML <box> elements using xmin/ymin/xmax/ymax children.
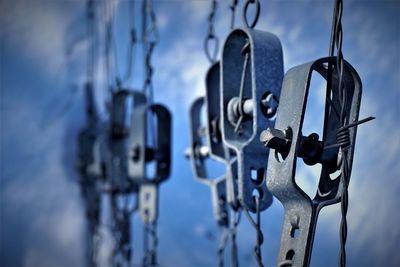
<box><xmin>264</xmin><ymin>57</ymin><xmax>362</xmax><ymax>266</ymax></box>
<box><xmin>221</xmin><ymin>28</ymin><xmax>284</xmax><ymax>212</ymax></box>
<box><xmin>128</xmin><ymin>103</ymin><xmax>172</xmax><ymax>223</ymax></box>
<box><xmin>205</xmin><ymin>62</ymin><xmax>240</xmax><ymax>212</ymax></box>
<box><xmin>108</xmin><ymin>89</ymin><xmax>147</xmax><ymax>194</ymax></box>
<box><xmin>139</xmin><ymin>183</ymin><xmax>158</xmax><ymax>224</ymax></box>
<box><xmin>186</xmin><ymin>96</ymin><xmax>229</xmax><ymax>227</ymax></box>
<box><xmin>77</xmin><ymin>83</ymin><xmax>106</xmax><ymax>179</ymax></box>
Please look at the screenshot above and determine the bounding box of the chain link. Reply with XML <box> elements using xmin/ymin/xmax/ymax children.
<box><xmin>217</xmin><ymin>226</ymin><xmax>229</xmax><ymax>267</ymax></box>
<box><xmin>242</xmin><ymin>0</ymin><xmax>260</xmax><ymax>29</ymax></box>
<box><xmin>122</xmin><ymin>0</ymin><xmax>138</xmax><ymax>86</ymax></box>
<box><xmin>230</xmin><ymin>209</ymin><xmax>241</xmax><ymax>267</ymax></box>
<box><xmin>204</xmin><ymin>0</ymin><xmax>219</xmax><ymax>63</ymax></box>
<box><xmin>230</xmin><ymin>0</ymin><xmax>239</xmax><ymax>29</ymax></box>
<box><xmin>142</xmin><ymin>213</ymin><xmax>158</xmax><ymax>267</ymax></box>
<box><xmin>142</xmin><ymin>0</ymin><xmax>159</xmax><ymax>104</ymax></box>
<box><xmin>111</xmin><ymin>195</ymin><xmax>133</xmax><ymax>267</ymax></box>
<box><xmin>86</xmin><ymin>0</ymin><xmax>95</xmax><ymax>85</ymax></box>
<box><xmin>243</xmin><ymin>197</ymin><xmax>264</xmax><ymax>267</ymax></box>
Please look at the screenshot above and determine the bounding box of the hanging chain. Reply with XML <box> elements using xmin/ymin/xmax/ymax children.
<box><xmin>230</xmin><ymin>209</ymin><xmax>241</xmax><ymax>267</ymax></box>
<box><xmin>230</xmin><ymin>0</ymin><xmax>239</xmax><ymax>29</ymax></box>
<box><xmin>86</xmin><ymin>0</ymin><xmax>95</xmax><ymax>85</ymax></box>
<box><xmin>242</xmin><ymin>0</ymin><xmax>260</xmax><ymax>29</ymax></box>
<box><xmin>122</xmin><ymin>0</ymin><xmax>138</xmax><ymax>86</ymax></box>
<box><xmin>103</xmin><ymin>0</ymin><xmax>119</xmax><ymax>93</ymax></box>
<box><xmin>217</xmin><ymin>226</ymin><xmax>230</xmax><ymax>267</ymax></box>
<box><xmin>142</xmin><ymin>212</ymin><xmax>158</xmax><ymax>267</ymax></box>
<box><xmin>243</xmin><ymin>196</ymin><xmax>264</xmax><ymax>267</ymax></box>
<box><xmin>204</xmin><ymin>0</ymin><xmax>219</xmax><ymax>63</ymax></box>
<box><xmin>111</xmin><ymin>196</ymin><xmax>133</xmax><ymax>267</ymax></box>
<box><xmin>142</xmin><ymin>0</ymin><xmax>159</xmax><ymax>104</ymax></box>
<box><xmin>325</xmin><ymin>1</ymin><xmax>374</xmax><ymax>266</ymax></box>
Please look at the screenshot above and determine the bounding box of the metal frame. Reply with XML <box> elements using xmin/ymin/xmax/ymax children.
<box><xmin>128</xmin><ymin>103</ymin><xmax>172</xmax><ymax>223</ymax></box>
<box><xmin>108</xmin><ymin>89</ymin><xmax>148</xmax><ymax>194</ymax></box>
<box><xmin>186</xmin><ymin>96</ymin><xmax>228</xmax><ymax>227</ymax></box>
<box><xmin>221</xmin><ymin>28</ymin><xmax>283</xmax><ymax>212</ymax></box>
<box><xmin>264</xmin><ymin>57</ymin><xmax>362</xmax><ymax>266</ymax></box>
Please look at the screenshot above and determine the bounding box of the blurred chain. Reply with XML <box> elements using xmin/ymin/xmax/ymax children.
<box><xmin>243</xmin><ymin>197</ymin><xmax>264</xmax><ymax>267</ymax></box>
<box><xmin>122</xmin><ymin>0</ymin><xmax>138</xmax><ymax>87</ymax></box>
<box><xmin>86</xmin><ymin>0</ymin><xmax>95</xmax><ymax>85</ymax></box>
<box><xmin>111</xmin><ymin>195</ymin><xmax>133</xmax><ymax>267</ymax></box>
<box><xmin>142</xmin><ymin>212</ymin><xmax>158</xmax><ymax>267</ymax></box>
<box><xmin>230</xmin><ymin>209</ymin><xmax>241</xmax><ymax>267</ymax></box>
<box><xmin>230</xmin><ymin>0</ymin><xmax>239</xmax><ymax>29</ymax></box>
<box><xmin>103</xmin><ymin>0</ymin><xmax>118</xmax><ymax>93</ymax></box>
<box><xmin>204</xmin><ymin>0</ymin><xmax>219</xmax><ymax>63</ymax></box>
<box><xmin>242</xmin><ymin>0</ymin><xmax>260</xmax><ymax>29</ymax></box>
<box><xmin>142</xmin><ymin>0</ymin><xmax>159</xmax><ymax>104</ymax></box>
<box><xmin>217</xmin><ymin>227</ymin><xmax>229</xmax><ymax>267</ymax></box>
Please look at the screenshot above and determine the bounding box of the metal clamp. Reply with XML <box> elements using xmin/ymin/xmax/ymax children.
<box><xmin>77</xmin><ymin>83</ymin><xmax>107</xmax><ymax>181</ymax></box>
<box><xmin>205</xmin><ymin>62</ymin><xmax>240</xmax><ymax>212</ymax></box>
<box><xmin>263</xmin><ymin>57</ymin><xmax>362</xmax><ymax>266</ymax></box>
<box><xmin>186</xmin><ymin>96</ymin><xmax>228</xmax><ymax>227</ymax></box>
<box><xmin>221</xmin><ymin>28</ymin><xmax>283</xmax><ymax>212</ymax></box>
<box><xmin>108</xmin><ymin>89</ymin><xmax>147</xmax><ymax>194</ymax></box>
<box><xmin>128</xmin><ymin>103</ymin><xmax>172</xmax><ymax>223</ymax></box>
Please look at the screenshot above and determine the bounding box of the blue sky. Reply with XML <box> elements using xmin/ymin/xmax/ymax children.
<box><xmin>0</xmin><ymin>0</ymin><xmax>399</xmax><ymax>266</ymax></box>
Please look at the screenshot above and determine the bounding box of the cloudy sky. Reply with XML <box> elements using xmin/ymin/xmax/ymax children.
<box><xmin>1</xmin><ymin>0</ymin><xmax>399</xmax><ymax>266</ymax></box>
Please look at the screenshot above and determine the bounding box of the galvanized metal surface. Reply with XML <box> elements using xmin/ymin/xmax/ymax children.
<box><xmin>221</xmin><ymin>28</ymin><xmax>283</xmax><ymax>212</ymax></box>
<box><xmin>264</xmin><ymin>57</ymin><xmax>362</xmax><ymax>267</ymax></box>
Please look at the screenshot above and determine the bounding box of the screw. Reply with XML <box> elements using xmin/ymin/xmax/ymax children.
<box><xmin>184</xmin><ymin>148</ymin><xmax>192</xmax><ymax>159</ymax></box>
<box><xmin>260</xmin><ymin>92</ymin><xmax>279</xmax><ymax>118</ymax></box>
<box><xmin>260</xmin><ymin>128</ymin><xmax>291</xmax><ymax>153</ymax></box>
<box><xmin>131</xmin><ymin>145</ymin><xmax>140</xmax><ymax>162</ymax></box>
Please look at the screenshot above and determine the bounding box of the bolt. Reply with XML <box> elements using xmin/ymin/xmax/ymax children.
<box><xmin>131</xmin><ymin>145</ymin><xmax>140</xmax><ymax>162</ymax></box>
<box><xmin>260</xmin><ymin>128</ymin><xmax>291</xmax><ymax>154</ymax></box>
<box><xmin>260</xmin><ymin>92</ymin><xmax>279</xmax><ymax>118</ymax></box>
<box><xmin>184</xmin><ymin>148</ymin><xmax>192</xmax><ymax>159</ymax></box>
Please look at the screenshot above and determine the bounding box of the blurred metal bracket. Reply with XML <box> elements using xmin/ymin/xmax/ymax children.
<box><xmin>128</xmin><ymin>103</ymin><xmax>172</xmax><ymax>223</ymax></box>
<box><xmin>205</xmin><ymin>62</ymin><xmax>240</xmax><ymax>212</ymax></box>
<box><xmin>185</xmin><ymin>96</ymin><xmax>228</xmax><ymax>227</ymax></box>
<box><xmin>108</xmin><ymin>89</ymin><xmax>147</xmax><ymax>194</ymax></box>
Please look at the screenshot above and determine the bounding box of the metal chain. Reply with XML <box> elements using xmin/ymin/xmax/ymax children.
<box><xmin>242</xmin><ymin>0</ymin><xmax>260</xmax><ymax>29</ymax></box>
<box><xmin>111</xmin><ymin>195</ymin><xmax>133</xmax><ymax>267</ymax></box>
<box><xmin>204</xmin><ymin>0</ymin><xmax>219</xmax><ymax>63</ymax></box>
<box><xmin>86</xmin><ymin>0</ymin><xmax>95</xmax><ymax>85</ymax></box>
<box><xmin>142</xmin><ymin>0</ymin><xmax>159</xmax><ymax>104</ymax></box>
<box><xmin>243</xmin><ymin>197</ymin><xmax>264</xmax><ymax>267</ymax></box>
<box><xmin>230</xmin><ymin>209</ymin><xmax>241</xmax><ymax>267</ymax></box>
<box><xmin>217</xmin><ymin>227</ymin><xmax>230</xmax><ymax>267</ymax></box>
<box><xmin>230</xmin><ymin>0</ymin><xmax>239</xmax><ymax>29</ymax></box>
<box><xmin>122</xmin><ymin>0</ymin><xmax>138</xmax><ymax>86</ymax></box>
<box><xmin>103</xmin><ymin>0</ymin><xmax>118</xmax><ymax>93</ymax></box>
<box><xmin>142</xmin><ymin>213</ymin><xmax>158</xmax><ymax>267</ymax></box>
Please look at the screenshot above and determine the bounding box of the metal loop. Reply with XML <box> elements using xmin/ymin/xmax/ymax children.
<box><xmin>242</xmin><ymin>0</ymin><xmax>260</xmax><ymax>29</ymax></box>
<box><xmin>204</xmin><ymin>35</ymin><xmax>219</xmax><ymax>63</ymax></box>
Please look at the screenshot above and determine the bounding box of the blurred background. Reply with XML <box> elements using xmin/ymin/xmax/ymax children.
<box><xmin>0</xmin><ymin>0</ymin><xmax>399</xmax><ymax>266</ymax></box>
